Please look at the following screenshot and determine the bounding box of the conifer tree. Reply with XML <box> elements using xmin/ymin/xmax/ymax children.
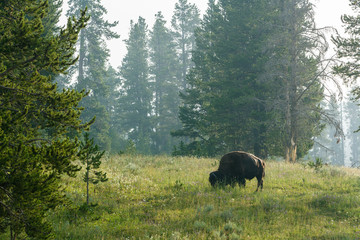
<box><xmin>265</xmin><ymin>0</ymin><xmax>329</xmax><ymax>162</ymax></box>
<box><xmin>77</xmin><ymin>133</ymin><xmax>107</xmax><ymax>205</ymax></box>
<box><xmin>149</xmin><ymin>12</ymin><xmax>181</xmax><ymax>154</ymax></box>
<box><xmin>102</xmin><ymin>66</ymin><xmax>125</xmax><ymax>153</ymax></box>
<box><xmin>333</xmin><ymin>0</ymin><xmax>360</xmax><ymax>138</ymax></box>
<box><xmin>174</xmin><ymin>0</ymin><xmax>329</xmax><ymax>160</ymax></box>
<box><xmin>119</xmin><ymin>17</ymin><xmax>152</xmax><ymax>154</ymax></box>
<box><xmin>173</xmin><ymin>0</ymin><xmax>276</xmax><ymax>157</ymax></box>
<box><xmin>42</xmin><ymin>0</ymin><xmax>63</xmax><ymax>38</ymax></box>
<box><xmin>0</xmin><ymin>1</ymin><xmax>90</xmax><ymax>238</ymax></box>
<box><xmin>67</xmin><ymin>0</ymin><xmax>119</xmax><ymax>151</ymax></box>
<box><xmin>171</xmin><ymin>0</ymin><xmax>200</xmax><ymax>90</ymax></box>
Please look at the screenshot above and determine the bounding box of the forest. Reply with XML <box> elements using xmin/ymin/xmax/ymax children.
<box><xmin>1</xmin><ymin>0</ymin><xmax>360</xmax><ymax>239</ymax></box>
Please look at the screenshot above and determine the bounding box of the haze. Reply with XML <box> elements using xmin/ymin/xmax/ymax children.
<box><xmin>61</xmin><ymin>0</ymin><xmax>352</xmax><ymax>67</ymax></box>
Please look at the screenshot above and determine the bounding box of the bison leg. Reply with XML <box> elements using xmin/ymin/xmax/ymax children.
<box><xmin>237</xmin><ymin>177</ymin><xmax>246</xmax><ymax>188</ymax></box>
<box><xmin>256</xmin><ymin>176</ymin><xmax>263</xmax><ymax>192</ymax></box>
<box><xmin>226</xmin><ymin>176</ymin><xmax>237</xmax><ymax>187</ymax></box>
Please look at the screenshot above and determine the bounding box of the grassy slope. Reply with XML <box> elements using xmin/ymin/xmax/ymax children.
<box><xmin>39</xmin><ymin>155</ymin><xmax>360</xmax><ymax>239</ymax></box>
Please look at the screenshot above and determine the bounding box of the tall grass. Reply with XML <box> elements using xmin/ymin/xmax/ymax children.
<box><xmin>9</xmin><ymin>155</ymin><xmax>360</xmax><ymax>239</ymax></box>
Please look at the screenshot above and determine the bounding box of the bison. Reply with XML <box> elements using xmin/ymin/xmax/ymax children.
<box><xmin>209</xmin><ymin>151</ymin><xmax>265</xmax><ymax>191</ymax></box>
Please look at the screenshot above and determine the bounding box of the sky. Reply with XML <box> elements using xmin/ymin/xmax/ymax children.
<box><xmin>61</xmin><ymin>0</ymin><xmax>353</xmax><ymax>68</ymax></box>
<box><xmin>101</xmin><ymin>0</ymin><xmax>208</xmax><ymax>67</ymax></box>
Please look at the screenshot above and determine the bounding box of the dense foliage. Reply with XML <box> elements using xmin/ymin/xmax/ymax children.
<box><xmin>115</xmin><ymin>0</ymin><xmax>201</xmax><ymax>155</ymax></box>
<box><xmin>149</xmin><ymin>12</ymin><xmax>182</xmax><ymax>154</ymax></box>
<box><xmin>171</xmin><ymin>0</ymin><xmax>200</xmax><ymax>90</ymax></box>
<box><xmin>0</xmin><ymin>0</ymin><xmax>90</xmax><ymax>238</ymax></box>
<box><xmin>66</xmin><ymin>0</ymin><xmax>119</xmax><ymax>151</ymax></box>
<box><xmin>173</xmin><ymin>0</ymin><xmax>328</xmax><ymax>160</ymax></box>
<box><xmin>118</xmin><ymin>17</ymin><xmax>153</xmax><ymax>154</ymax></box>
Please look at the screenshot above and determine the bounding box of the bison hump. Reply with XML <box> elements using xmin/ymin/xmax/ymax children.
<box><xmin>218</xmin><ymin>151</ymin><xmax>259</xmax><ymax>176</ymax></box>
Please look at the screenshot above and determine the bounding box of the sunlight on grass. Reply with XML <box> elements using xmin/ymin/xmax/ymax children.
<box><xmin>35</xmin><ymin>155</ymin><xmax>360</xmax><ymax>239</ymax></box>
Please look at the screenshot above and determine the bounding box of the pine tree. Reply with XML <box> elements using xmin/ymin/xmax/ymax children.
<box><xmin>173</xmin><ymin>0</ymin><xmax>330</xmax><ymax>160</ymax></box>
<box><xmin>119</xmin><ymin>17</ymin><xmax>152</xmax><ymax>154</ymax></box>
<box><xmin>173</xmin><ymin>0</ymin><xmax>276</xmax><ymax>157</ymax></box>
<box><xmin>41</xmin><ymin>0</ymin><xmax>65</xmax><ymax>86</ymax></box>
<box><xmin>171</xmin><ymin>0</ymin><xmax>200</xmax><ymax>90</ymax></box>
<box><xmin>266</xmin><ymin>0</ymin><xmax>329</xmax><ymax>162</ymax></box>
<box><xmin>42</xmin><ymin>0</ymin><xmax>63</xmax><ymax>38</ymax></box>
<box><xmin>102</xmin><ymin>66</ymin><xmax>125</xmax><ymax>153</ymax></box>
<box><xmin>333</xmin><ymin>0</ymin><xmax>360</xmax><ymax>143</ymax></box>
<box><xmin>66</xmin><ymin>0</ymin><xmax>119</xmax><ymax>151</ymax></box>
<box><xmin>343</xmin><ymin>93</ymin><xmax>360</xmax><ymax>167</ymax></box>
<box><xmin>309</xmin><ymin>97</ymin><xmax>343</xmax><ymax>165</ymax></box>
<box><xmin>149</xmin><ymin>12</ymin><xmax>181</xmax><ymax>154</ymax></box>
<box><xmin>0</xmin><ymin>1</ymin><xmax>90</xmax><ymax>238</ymax></box>
<box><xmin>77</xmin><ymin>133</ymin><xmax>107</xmax><ymax>205</ymax></box>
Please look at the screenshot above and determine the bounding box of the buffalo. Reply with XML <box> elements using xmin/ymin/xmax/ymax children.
<box><xmin>209</xmin><ymin>151</ymin><xmax>265</xmax><ymax>191</ymax></box>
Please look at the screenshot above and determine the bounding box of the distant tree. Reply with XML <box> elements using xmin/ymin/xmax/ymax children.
<box><xmin>310</xmin><ymin>97</ymin><xmax>343</xmax><ymax>165</ymax></box>
<box><xmin>173</xmin><ymin>0</ymin><xmax>333</xmax><ymax>161</ymax></box>
<box><xmin>0</xmin><ymin>1</ymin><xmax>90</xmax><ymax>238</ymax></box>
<box><xmin>333</xmin><ymin>0</ymin><xmax>360</xmax><ymax>140</ymax></box>
<box><xmin>67</xmin><ymin>0</ymin><xmax>119</xmax><ymax>151</ymax></box>
<box><xmin>171</xmin><ymin>0</ymin><xmax>200</xmax><ymax>90</ymax></box>
<box><xmin>149</xmin><ymin>12</ymin><xmax>181</xmax><ymax>154</ymax></box>
<box><xmin>77</xmin><ymin>133</ymin><xmax>107</xmax><ymax>205</ymax></box>
<box><xmin>119</xmin><ymin>17</ymin><xmax>152</xmax><ymax>154</ymax></box>
<box><xmin>264</xmin><ymin>0</ymin><xmax>331</xmax><ymax>162</ymax></box>
<box><xmin>343</xmin><ymin>94</ymin><xmax>360</xmax><ymax>167</ymax></box>
<box><xmin>102</xmin><ymin>66</ymin><xmax>126</xmax><ymax>153</ymax></box>
<box><xmin>173</xmin><ymin>0</ymin><xmax>276</xmax><ymax>157</ymax></box>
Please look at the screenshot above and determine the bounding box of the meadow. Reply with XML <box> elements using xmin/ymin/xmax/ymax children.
<box><xmin>45</xmin><ymin>155</ymin><xmax>360</xmax><ymax>239</ymax></box>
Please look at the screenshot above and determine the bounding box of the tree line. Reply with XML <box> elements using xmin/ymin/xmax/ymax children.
<box><xmin>56</xmin><ymin>0</ymin><xmax>200</xmax><ymax>155</ymax></box>
<box><xmin>2</xmin><ymin>0</ymin><xmax>360</xmax><ymax>238</ymax></box>
<box><xmin>54</xmin><ymin>0</ymin><xmax>337</xmax><ymax>161</ymax></box>
<box><xmin>63</xmin><ymin>0</ymin><xmax>340</xmax><ymax>162</ymax></box>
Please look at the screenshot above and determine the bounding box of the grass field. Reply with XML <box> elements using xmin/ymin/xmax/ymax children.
<box><xmin>21</xmin><ymin>155</ymin><xmax>360</xmax><ymax>239</ymax></box>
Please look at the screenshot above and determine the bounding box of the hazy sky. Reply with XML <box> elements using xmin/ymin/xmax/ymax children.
<box><xmin>102</xmin><ymin>0</ymin><xmax>208</xmax><ymax>67</ymax></box>
<box><xmin>61</xmin><ymin>0</ymin><xmax>353</xmax><ymax>68</ymax></box>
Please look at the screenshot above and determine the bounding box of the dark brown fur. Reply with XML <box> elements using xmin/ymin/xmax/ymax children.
<box><xmin>209</xmin><ymin>151</ymin><xmax>265</xmax><ymax>191</ymax></box>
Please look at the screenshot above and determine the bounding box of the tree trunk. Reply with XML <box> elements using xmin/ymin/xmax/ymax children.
<box><xmin>78</xmin><ymin>28</ymin><xmax>85</xmax><ymax>88</ymax></box>
<box><xmin>86</xmin><ymin>163</ymin><xmax>89</xmax><ymax>205</ymax></box>
<box><xmin>10</xmin><ymin>226</ymin><xmax>16</xmax><ymax>240</ymax></box>
<box><xmin>285</xmin><ymin>85</ymin><xmax>298</xmax><ymax>163</ymax></box>
<box><xmin>181</xmin><ymin>26</ymin><xmax>187</xmax><ymax>90</ymax></box>
<box><xmin>86</xmin><ymin>178</ymin><xmax>89</xmax><ymax>205</ymax></box>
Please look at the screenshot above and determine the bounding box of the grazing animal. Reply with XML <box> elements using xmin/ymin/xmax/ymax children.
<box><xmin>209</xmin><ymin>151</ymin><xmax>265</xmax><ymax>191</ymax></box>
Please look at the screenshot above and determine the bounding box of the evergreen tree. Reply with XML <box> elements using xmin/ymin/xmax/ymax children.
<box><xmin>41</xmin><ymin>0</ymin><xmax>65</xmax><ymax>85</ymax></box>
<box><xmin>0</xmin><ymin>1</ymin><xmax>90</xmax><ymax>238</ymax></box>
<box><xmin>173</xmin><ymin>0</ymin><xmax>276</xmax><ymax>157</ymax></box>
<box><xmin>119</xmin><ymin>17</ymin><xmax>152</xmax><ymax>154</ymax></box>
<box><xmin>171</xmin><ymin>0</ymin><xmax>200</xmax><ymax>90</ymax></box>
<box><xmin>102</xmin><ymin>66</ymin><xmax>125</xmax><ymax>153</ymax></box>
<box><xmin>343</xmin><ymin>94</ymin><xmax>360</xmax><ymax>167</ymax></box>
<box><xmin>267</xmin><ymin>0</ymin><xmax>331</xmax><ymax>162</ymax></box>
<box><xmin>67</xmin><ymin>0</ymin><xmax>119</xmax><ymax>151</ymax></box>
<box><xmin>77</xmin><ymin>133</ymin><xmax>107</xmax><ymax>205</ymax></box>
<box><xmin>42</xmin><ymin>0</ymin><xmax>63</xmax><ymax>38</ymax></box>
<box><xmin>174</xmin><ymin>0</ymin><xmax>330</xmax><ymax>160</ymax></box>
<box><xmin>333</xmin><ymin>0</ymin><xmax>360</xmax><ymax>141</ymax></box>
<box><xmin>310</xmin><ymin>97</ymin><xmax>343</xmax><ymax>165</ymax></box>
<box><xmin>149</xmin><ymin>12</ymin><xmax>181</xmax><ymax>154</ymax></box>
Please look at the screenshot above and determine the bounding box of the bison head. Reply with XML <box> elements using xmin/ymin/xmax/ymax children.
<box><xmin>209</xmin><ymin>171</ymin><xmax>225</xmax><ymax>186</ymax></box>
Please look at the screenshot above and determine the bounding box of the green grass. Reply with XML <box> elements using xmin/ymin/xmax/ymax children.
<box><xmin>13</xmin><ymin>155</ymin><xmax>360</xmax><ymax>239</ymax></box>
